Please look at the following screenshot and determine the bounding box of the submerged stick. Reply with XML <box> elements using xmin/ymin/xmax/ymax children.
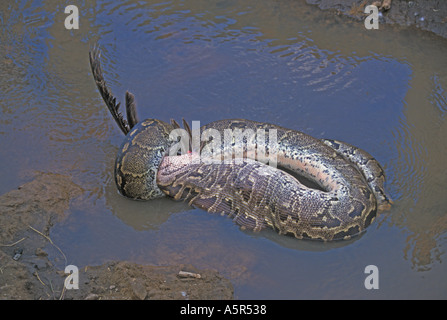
<box><xmin>28</xmin><ymin>225</ymin><xmax>67</xmax><ymax>266</ymax></box>
<box><xmin>0</xmin><ymin>237</ymin><xmax>26</xmax><ymax>247</ymax></box>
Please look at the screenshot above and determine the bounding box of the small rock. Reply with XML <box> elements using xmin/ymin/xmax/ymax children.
<box><xmin>13</xmin><ymin>249</ymin><xmax>23</xmax><ymax>261</ymax></box>
<box><xmin>84</xmin><ymin>293</ymin><xmax>99</xmax><ymax>300</ymax></box>
<box><xmin>35</xmin><ymin>248</ymin><xmax>48</xmax><ymax>257</ymax></box>
<box><xmin>131</xmin><ymin>280</ymin><xmax>147</xmax><ymax>300</ymax></box>
<box><xmin>147</xmin><ymin>289</ymin><xmax>158</xmax><ymax>298</ymax></box>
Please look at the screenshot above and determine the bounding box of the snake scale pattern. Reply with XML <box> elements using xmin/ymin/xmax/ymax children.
<box><xmin>89</xmin><ymin>46</ymin><xmax>391</xmax><ymax>241</ymax></box>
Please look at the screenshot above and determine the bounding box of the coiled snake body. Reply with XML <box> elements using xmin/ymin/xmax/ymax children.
<box><xmin>90</xmin><ymin>47</ymin><xmax>391</xmax><ymax>241</ymax></box>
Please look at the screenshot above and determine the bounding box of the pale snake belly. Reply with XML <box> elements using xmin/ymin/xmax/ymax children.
<box><xmin>89</xmin><ymin>46</ymin><xmax>391</xmax><ymax>241</ymax></box>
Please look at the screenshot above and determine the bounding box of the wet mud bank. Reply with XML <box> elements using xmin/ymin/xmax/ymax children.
<box><xmin>0</xmin><ymin>173</ymin><xmax>233</xmax><ymax>300</ymax></box>
<box><xmin>2</xmin><ymin>0</ymin><xmax>446</xmax><ymax>301</ymax></box>
<box><xmin>306</xmin><ymin>0</ymin><xmax>447</xmax><ymax>39</ymax></box>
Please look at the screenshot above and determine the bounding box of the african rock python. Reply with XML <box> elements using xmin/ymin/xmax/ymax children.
<box><xmin>89</xmin><ymin>46</ymin><xmax>391</xmax><ymax>241</ymax></box>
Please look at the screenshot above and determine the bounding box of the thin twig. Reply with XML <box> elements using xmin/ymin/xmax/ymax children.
<box><xmin>59</xmin><ymin>283</ymin><xmax>66</xmax><ymax>300</ymax></box>
<box><xmin>28</xmin><ymin>225</ymin><xmax>67</xmax><ymax>265</ymax></box>
<box><xmin>34</xmin><ymin>271</ymin><xmax>46</xmax><ymax>287</ymax></box>
<box><xmin>49</xmin><ymin>279</ymin><xmax>56</xmax><ymax>300</ymax></box>
<box><xmin>0</xmin><ymin>237</ymin><xmax>26</xmax><ymax>247</ymax></box>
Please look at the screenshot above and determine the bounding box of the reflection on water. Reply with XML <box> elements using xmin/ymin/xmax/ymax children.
<box><xmin>104</xmin><ymin>178</ymin><xmax>192</xmax><ymax>231</ymax></box>
<box><xmin>1</xmin><ymin>0</ymin><xmax>446</xmax><ymax>298</ymax></box>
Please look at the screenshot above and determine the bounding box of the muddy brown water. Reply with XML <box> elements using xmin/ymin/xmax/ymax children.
<box><xmin>1</xmin><ymin>0</ymin><xmax>446</xmax><ymax>299</ymax></box>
